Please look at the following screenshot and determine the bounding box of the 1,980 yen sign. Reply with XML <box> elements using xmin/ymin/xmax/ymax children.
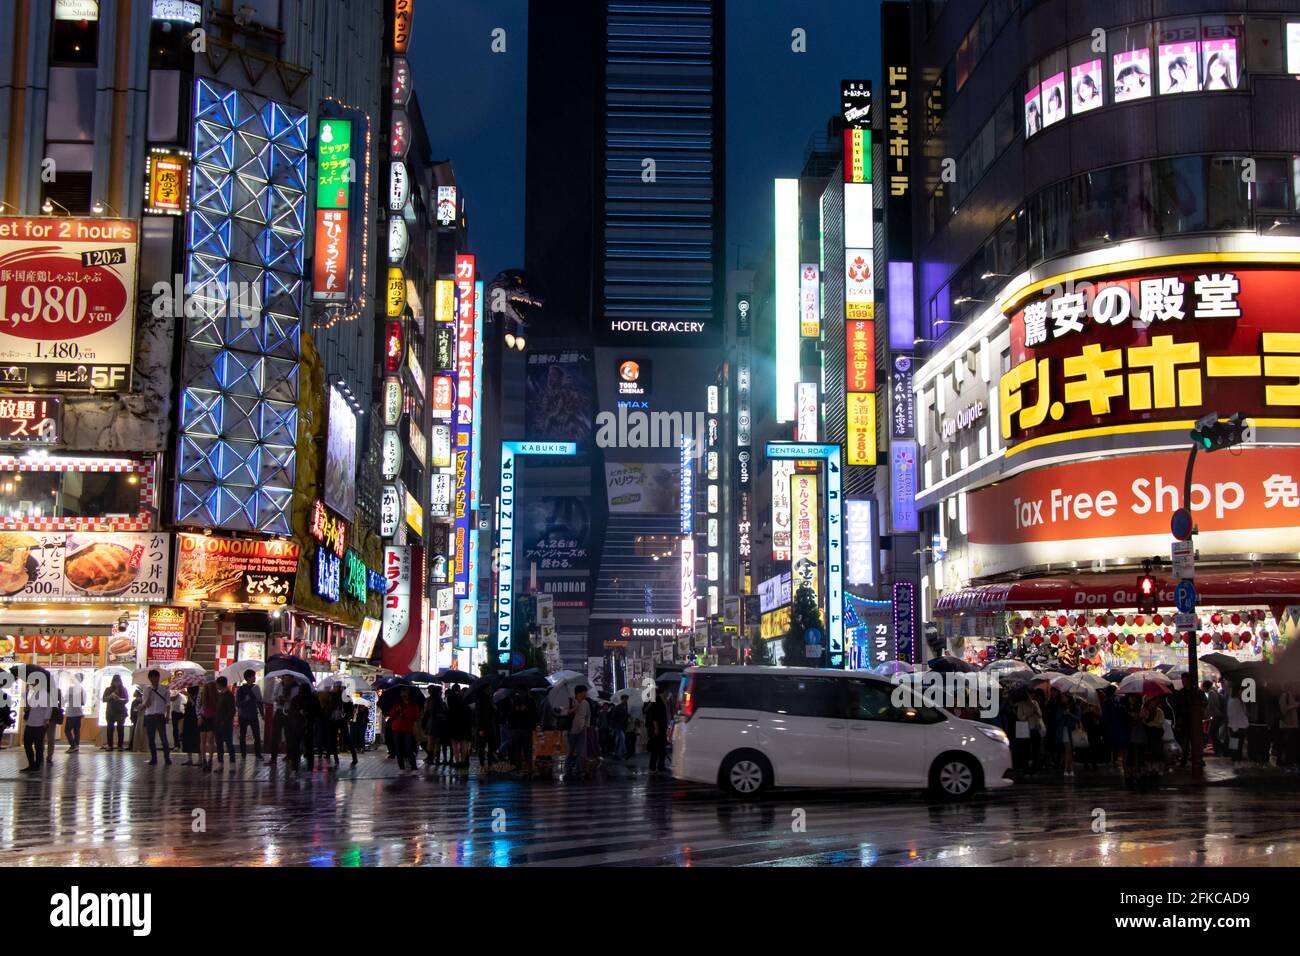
<box><xmin>0</xmin><ymin>217</ymin><xmax>138</xmax><ymax>391</ymax></box>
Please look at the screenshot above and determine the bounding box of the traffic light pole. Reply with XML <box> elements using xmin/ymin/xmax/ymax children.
<box><xmin>1181</xmin><ymin>442</ymin><xmax>1204</xmax><ymax>780</ymax></box>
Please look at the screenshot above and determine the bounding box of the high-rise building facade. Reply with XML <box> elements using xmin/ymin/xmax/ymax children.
<box><xmin>519</xmin><ymin>0</ymin><xmax>726</xmax><ymax>684</ymax></box>
<box><xmin>900</xmin><ymin>0</ymin><xmax>1300</xmax><ymax>665</ymax></box>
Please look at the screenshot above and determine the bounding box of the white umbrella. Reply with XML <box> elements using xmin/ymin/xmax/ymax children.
<box><xmin>166</xmin><ymin>669</ymin><xmax>213</xmax><ymax>691</ymax></box>
<box><xmin>219</xmin><ymin>659</ymin><xmax>264</xmax><ymax>684</ymax></box>
<box><xmin>984</xmin><ymin>659</ymin><xmax>1032</xmax><ymax>676</ymax></box>
<box><xmin>1050</xmin><ymin>672</ymin><xmax>1110</xmax><ymax>696</ymax></box>
<box><xmin>319</xmin><ymin>673</ymin><xmax>373</xmax><ymax>694</ymax></box>
<box><xmin>131</xmin><ymin>661</ymin><xmax>201</xmax><ymax>686</ymax></box>
<box><xmin>1117</xmin><ymin>670</ymin><xmax>1174</xmax><ymax>695</ymax></box>
<box><xmin>546</xmin><ymin>674</ymin><xmax>589</xmax><ymax>712</ymax></box>
<box><xmin>547</xmin><ymin>669</ymin><xmax>585</xmax><ymax>686</ymax></box>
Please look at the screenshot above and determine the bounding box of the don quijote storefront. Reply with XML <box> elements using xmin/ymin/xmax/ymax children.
<box><xmin>916</xmin><ymin>255</ymin><xmax>1300</xmax><ymax>669</ymax></box>
<box><xmin>0</xmin><ymin>217</ymin><xmax>175</xmax><ymax>744</ymax></box>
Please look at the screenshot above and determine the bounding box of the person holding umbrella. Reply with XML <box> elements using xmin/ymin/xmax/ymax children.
<box><xmin>474</xmin><ymin>684</ymin><xmax>498</xmax><ymax>769</ymax></box>
<box><xmin>422</xmin><ymin>685</ymin><xmax>447</xmax><ymax>766</ymax></box>
<box><xmin>18</xmin><ymin>672</ymin><xmax>55</xmax><ymax>773</ymax></box>
<box><xmin>646</xmin><ymin>687</ymin><xmax>671</xmax><ymax>774</ymax></box>
<box><xmin>268</xmin><ymin>673</ymin><xmax>299</xmax><ymax>764</ymax></box>
<box><xmin>285</xmin><ymin>678</ymin><xmax>320</xmax><ymax>773</ymax></box>
<box><xmin>235</xmin><ymin>669</ymin><xmax>264</xmax><ymax>759</ymax></box>
<box><xmin>214</xmin><ymin>677</ymin><xmax>237</xmax><ymax>769</ymax></box>
<box><xmin>1227</xmin><ymin>682</ymin><xmax>1250</xmax><ymax>768</ymax></box>
<box><xmin>447</xmin><ymin>686</ymin><xmax>472</xmax><ymax>767</ymax></box>
<box><xmin>389</xmin><ymin>688</ymin><xmax>421</xmax><ymax>771</ymax></box>
<box><xmin>507</xmin><ymin>686</ymin><xmax>538</xmax><ymax>772</ymax></box>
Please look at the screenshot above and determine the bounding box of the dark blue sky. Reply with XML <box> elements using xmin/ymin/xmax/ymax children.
<box><xmin>414</xmin><ymin>0</ymin><xmax>883</xmax><ymax>281</ymax></box>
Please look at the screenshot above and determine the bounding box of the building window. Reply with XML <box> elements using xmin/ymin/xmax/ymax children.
<box><xmin>50</xmin><ymin>12</ymin><xmax>98</xmax><ymax>67</ymax></box>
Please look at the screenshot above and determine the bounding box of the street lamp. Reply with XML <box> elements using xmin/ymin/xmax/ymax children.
<box><xmin>42</xmin><ymin>197</ymin><xmax>71</xmax><ymax>216</ymax></box>
<box><xmin>92</xmin><ymin>199</ymin><xmax>122</xmax><ymax>216</ymax></box>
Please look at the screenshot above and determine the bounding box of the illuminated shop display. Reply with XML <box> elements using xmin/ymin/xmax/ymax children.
<box><xmin>177</xmin><ymin>79</ymin><xmax>307</xmax><ymax>534</ymax></box>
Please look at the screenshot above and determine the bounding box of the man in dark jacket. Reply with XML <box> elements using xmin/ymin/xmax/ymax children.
<box><xmin>506</xmin><ymin>687</ymin><xmax>538</xmax><ymax>770</ymax></box>
<box><xmin>214</xmin><ymin>676</ymin><xmax>237</xmax><ymax>768</ymax></box>
<box><xmin>610</xmin><ymin>698</ymin><xmax>629</xmax><ymax>760</ymax></box>
<box><xmin>285</xmin><ymin>681</ymin><xmax>319</xmax><ymax>772</ymax></box>
<box><xmin>646</xmin><ymin>689</ymin><xmax>670</xmax><ymax>773</ymax></box>
<box><xmin>235</xmin><ymin>669</ymin><xmax>263</xmax><ymax>759</ymax></box>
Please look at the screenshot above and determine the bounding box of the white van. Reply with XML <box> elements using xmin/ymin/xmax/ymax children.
<box><xmin>671</xmin><ymin>666</ymin><xmax>1012</xmax><ymax>798</ymax></box>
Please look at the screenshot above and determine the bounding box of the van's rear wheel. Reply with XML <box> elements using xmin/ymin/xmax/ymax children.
<box><xmin>930</xmin><ymin>753</ymin><xmax>981</xmax><ymax>799</ymax></box>
<box><xmin>720</xmin><ymin>751</ymin><xmax>771</xmax><ymax>798</ymax></box>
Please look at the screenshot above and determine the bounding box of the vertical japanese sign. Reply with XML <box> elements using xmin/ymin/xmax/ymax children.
<box><xmin>680</xmin><ymin>433</ymin><xmax>696</xmax><ymax>629</ymax></box>
<box><xmin>891</xmin><ymin>439</ymin><xmax>918</xmax><ymax>532</ymax></box>
<box><xmin>312</xmin><ymin>118</ymin><xmax>351</xmax><ymax>303</ymax></box>
<box><xmin>890</xmin><ymin>354</ymin><xmax>915</xmax><ymax>439</ymax></box>
<box><xmin>846</xmin><ymin>392</ymin><xmax>877</xmax><ymax>466</ymax></box>
<box><xmin>800</xmin><ymin>263</ymin><xmax>821</xmax><ymax>338</ymax></box>
<box><xmin>845</xmin><ymin>499</ymin><xmax>874</xmax><ymax>587</ymax></box>
<box><xmin>462</xmin><ymin>280</ymin><xmax>485</xmax><ymax>639</ymax></box>
<box><xmin>841</xmin><ymin>79</ymin><xmax>872</xmax><ymax>185</ymax></box>
<box><xmin>495</xmin><ymin>442</ymin><xmax>578</xmax><ymax>665</ymax></box>
<box><xmin>791</xmin><ymin>474</ymin><xmax>820</xmax><ymax>605</ymax></box>
<box><xmin>772</xmin><ymin>458</ymin><xmax>794</xmax><ymax>561</ymax></box>
<box><xmin>452</xmin><ymin>254</ymin><xmax>476</xmax><ymax>598</ymax></box>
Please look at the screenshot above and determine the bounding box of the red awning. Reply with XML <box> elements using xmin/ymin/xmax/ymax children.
<box><xmin>933</xmin><ymin>570</ymin><xmax>1300</xmax><ymax>616</ymax></box>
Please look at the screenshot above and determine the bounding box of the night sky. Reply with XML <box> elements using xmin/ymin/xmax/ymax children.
<box><xmin>414</xmin><ymin>0</ymin><xmax>883</xmax><ymax>282</ymax></box>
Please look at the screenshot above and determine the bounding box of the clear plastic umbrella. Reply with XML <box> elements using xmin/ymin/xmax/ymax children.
<box><xmin>219</xmin><ymin>659</ymin><xmax>264</xmax><ymax>684</ymax></box>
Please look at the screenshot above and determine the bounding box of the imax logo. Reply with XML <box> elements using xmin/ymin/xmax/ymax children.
<box><xmin>595</xmin><ymin>408</ymin><xmax>707</xmax><ymax>459</ymax></box>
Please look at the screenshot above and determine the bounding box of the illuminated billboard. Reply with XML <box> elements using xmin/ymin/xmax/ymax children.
<box><xmin>774</xmin><ymin>178</ymin><xmax>800</xmax><ymax>422</ymax></box>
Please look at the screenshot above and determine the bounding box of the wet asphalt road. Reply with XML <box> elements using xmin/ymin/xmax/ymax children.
<box><xmin>2</xmin><ymin>748</ymin><xmax>1298</xmax><ymax>866</ymax></box>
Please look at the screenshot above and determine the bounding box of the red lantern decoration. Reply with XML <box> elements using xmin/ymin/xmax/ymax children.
<box><xmin>1049</xmin><ymin>633</ymin><xmax>1060</xmax><ymax>645</ymax></box>
<box><xmin>1115</xmin><ymin>614</ymin><xmax>1126</xmax><ymax>626</ymax></box>
<box><xmin>1030</xmin><ymin>635</ymin><xmax>1043</xmax><ymax>646</ymax></box>
<box><xmin>1201</xmin><ymin>633</ymin><xmax>1212</xmax><ymax>644</ymax></box>
<box><xmin>1145</xmin><ymin>633</ymin><xmax>1156</xmax><ymax>643</ymax></box>
<box><xmin>1126</xmin><ymin>635</ymin><xmax>1136</xmax><ymax>645</ymax></box>
<box><xmin>1066</xmin><ymin>632</ymin><xmax>1076</xmax><ymax>645</ymax></box>
<box><xmin>1024</xmin><ymin>617</ymin><xmax>1036</xmax><ymax>630</ymax></box>
<box><xmin>1163</xmin><ymin>633</ymin><xmax>1174</xmax><ymax>644</ymax></box>
<box><xmin>1134</xmin><ymin>614</ymin><xmax>1145</xmax><ymax>626</ymax></box>
<box><xmin>1095</xmin><ymin>615</ymin><xmax>1107</xmax><ymax>627</ymax></box>
<box><xmin>1241</xmin><ymin>630</ymin><xmax>1253</xmax><ymax>643</ymax></box>
<box><xmin>1230</xmin><ymin>612</ymin><xmax>1241</xmax><ymax>625</ymax></box>
<box><xmin>1039</xmin><ymin>616</ymin><xmax>1050</xmax><ymax>628</ymax></box>
<box><xmin>1153</xmin><ymin>613</ymin><xmax>1163</xmax><ymax>626</ymax></box>
<box><xmin>1211</xmin><ymin>612</ymin><xmax>1223</xmax><ymax>626</ymax></box>
<box><xmin>1056</xmin><ymin>614</ymin><xmax>1067</xmax><ymax>627</ymax></box>
<box><xmin>1088</xmin><ymin>634</ymin><xmax>1099</xmax><ymax>646</ymax></box>
<box><xmin>1076</xmin><ymin>615</ymin><xmax>1087</xmax><ymax>627</ymax></box>
<box><xmin>1106</xmin><ymin>631</ymin><xmax>1118</xmax><ymax>644</ymax></box>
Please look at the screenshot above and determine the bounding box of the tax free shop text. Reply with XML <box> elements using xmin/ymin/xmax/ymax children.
<box><xmin>1012</xmin><ymin>476</ymin><xmax>1245</xmax><ymax>529</ymax></box>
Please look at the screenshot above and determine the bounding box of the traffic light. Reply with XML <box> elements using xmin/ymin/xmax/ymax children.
<box><xmin>1136</xmin><ymin>573</ymin><xmax>1157</xmax><ymax>614</ymax></box>
<box><xmin>1189</xmin><ymin>412</ymin><xmax>1248</xmax><ymax>452</ymax></box>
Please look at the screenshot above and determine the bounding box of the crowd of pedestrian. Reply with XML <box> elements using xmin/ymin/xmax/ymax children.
<box><xmin>8</xmin><ymin>666</ymin><xmax>686</xmax><ymax>783</ymax></box>
<box><xmin>995</xmin><ymin>675</ymin><xmax>1300</xmax><ymax>779</ymax></box>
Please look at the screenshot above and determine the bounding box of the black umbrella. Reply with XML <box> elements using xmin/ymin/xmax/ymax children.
<box><xmin>464</xmin><ymin>673</ymin><xmax>505</xmax><ymax>698</ymax></box>
<box><xmin>402</xmin><ymin>671</ymin><xmax>442</xmax><ymax>684</ymax></box>
<box><xmin>1199</xmin><ymin>653</ymin><xmax>1246</xmax><ymax>676</ymax></box>
<box><xmin>1102</xmin><ymin>668</ymin><xmax>1132</xmax><ymax>684</ymax></box>
<box><xmin>1044</xmin><ymin>663</ymin><xmax>1077</xmax><ymax>676</ymax></box>
<box><xmin>435</xmin><ymin>669</ymin><xmax>474</xmax><ymax>685</ymax></box>
<box><xmin>373</xmin><ymin>675</ymin><xmax>404</xmax><ymax>690</ymax></box>
<box><xmin>8</xmin><ymin>663</ymin><xmax>52</xmax><ymax>680</ymax></box>
<box><xmin>503</xmin><ymin>671</ymin><xmax>550</xmax><ymax>690</ymax></box>
<box><xmin>927</xmin><ymin>655</ymin><xmax>978</xmax><ymax>673</ymax></box>
<box><xmin>378</xmin><ymin>684</ymin><xmax>426</xmax><ymax>714</ymax></box>
<box><xmin>263</xmin><ymin>653</ymin><xmax>314</xmax><ymax>683</ymax></box>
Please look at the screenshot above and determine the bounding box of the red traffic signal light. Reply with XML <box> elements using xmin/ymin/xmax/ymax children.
<box><xmin>1136</xmin><ymin>574</ymin><xmax>1157</xmax><ymax>613</ymax></box>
